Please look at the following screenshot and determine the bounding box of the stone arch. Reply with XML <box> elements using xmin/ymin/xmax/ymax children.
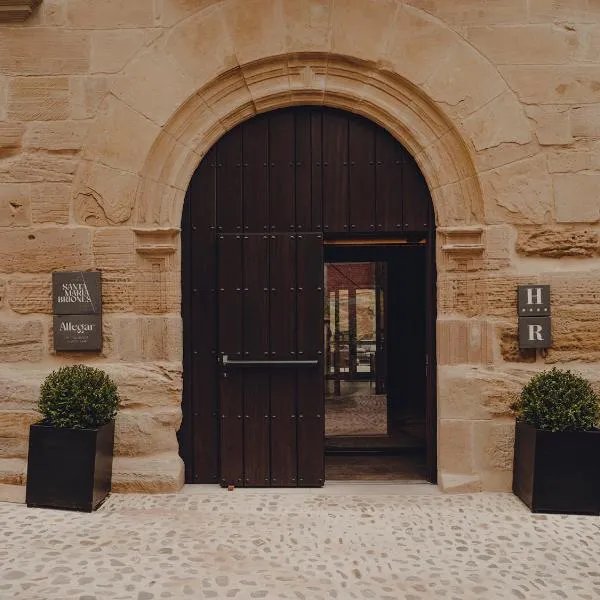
<box><xmin>75</xmin><ymin>0</ymin><xmax>532</xmax><ymax>230</ymax></box>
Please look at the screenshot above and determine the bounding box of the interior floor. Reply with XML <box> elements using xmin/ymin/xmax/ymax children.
<box><xmin>325</xmin><ymin>451</ymin><xmax>428</xmax><ymax>481</ymax></box>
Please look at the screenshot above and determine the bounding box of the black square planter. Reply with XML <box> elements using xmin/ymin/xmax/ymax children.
<box><xmin>26</xmin><ymin>420</ymin><xmax>115</xmax><ymax>512</ymax></box>
<box><xmin>512</xmin><ymin>421</ymin><xmax>600</xmax><ymax>515</ymax></box>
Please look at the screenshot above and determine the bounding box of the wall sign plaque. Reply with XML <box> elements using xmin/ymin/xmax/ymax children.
<box><xmin>53</xmin><ymin>315</ymin><xmax>102</xmax><ymax>352</ymax></box>
<box><xmin>52</xmin><ymin>271</ymin><xmax>102</xmax><ymax>352</ymax></box>
<box><xmin>53</xmin><ymin>272</ymin><xmax>101</xmax><ymax>315</ymax></box>
<box><xmin>517</xmin><ymin>285</ymin><xmax>551</xmax><ymax>350</ymax></box>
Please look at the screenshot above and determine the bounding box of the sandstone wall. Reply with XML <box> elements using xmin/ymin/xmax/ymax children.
<box><xmin>1</xmin><ymin>0</ymin><xmax>599</xmax><ymax>498</ymax></box>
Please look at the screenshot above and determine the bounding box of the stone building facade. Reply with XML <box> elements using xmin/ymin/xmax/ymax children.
<box><xmin>1</xmin><ymin>0</ymin><xmax>599</xmax><ymax>501</ymax></box>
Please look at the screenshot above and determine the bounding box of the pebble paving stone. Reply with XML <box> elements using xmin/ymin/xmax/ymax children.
<box><xmin>0</xmin><ymin>486</ymin><xmax>599</xmax><ymax>599</ymax></box>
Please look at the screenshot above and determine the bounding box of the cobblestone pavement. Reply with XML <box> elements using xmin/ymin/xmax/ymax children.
<box><xmin>1</xmin><ymin>485</ymin><xmax>599</xmax><ymax>600</ymax></box>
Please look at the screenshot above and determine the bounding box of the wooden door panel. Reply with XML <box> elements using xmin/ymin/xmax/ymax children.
<box><xmin>311</xmin><ymin>111</ymin><xmax>323</xmax><ymax>231</ymax></box>
<box><xmin>220</xmin><ymin>371</ymin><xmax>244</xmax><ymax>487</ymax></box>
<box><xmin>349</xmin><ymin>118</ymin><xmax>376</xmax><ymax>232</ymax></box>
<box><xmin>243</xmin><ymin>370</ymin><xmax>270</xmax><ymax>486</ymax></box>
<box><xmin>375</xmin><ymin>129</ymin><xmax>403</xmax><ymax>231</ymax></box>
<box><xmin>403</xmin><ymin>152</ymin><xmax>430</xmax><ymax>231</ymax></box>
<box><xmin>243</xmin><ymin>235</ymin><xmax>269</xmax><ymax>360</ymax></box>
<box><xmin>295</xmin><ymin>109</ymin><xmax>312</xmax><ymax>232</ymax></box>
<box><xmin>323</xmin><ymin>112</ymin><xmax>349</xmax><ymax>233</ymax></box>
<box><xmin>216</xmin><ymin>130</ymin><xmax>243</xmax><ymax>233</ymax></box>
<box><xmin>243</xmin><ymin>117</ymin><xmax>269</xmax><ymax>233</ymax></box>
<box><xmin>188</xmin><ymin>151</ymin><xmax>219</xmax><ymax>483</ymax></box>
<box><xmin>296</xmin><ymin>233</ymin><xmax>324</xmax><ymax>486</ymax></box>
<box><xmin>270</xmin><ymin>370</ymin><xmax>297</xmax><ymax>487</ymax></box>
<box><xmin>269</xmin><ymin>111</ymin><xmax>296</xmax><ymax>232</ymax></box>
<box><xmin>269</xmin><ymin>234</ymin><xmax>297</xmax><ymax>359</ymax></box>
<box><xmin>218</xmin><ymin>235</ymin><xmax>243</xmax><ymax>357</ymax></box>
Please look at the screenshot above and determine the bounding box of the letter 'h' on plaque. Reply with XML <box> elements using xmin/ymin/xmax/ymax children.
<box><xmin>517</xmin><ymin>285</ymin><xmax>551</xmax><ymax>349</ymax></box>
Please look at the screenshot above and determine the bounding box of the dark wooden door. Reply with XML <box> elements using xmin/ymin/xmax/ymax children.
<box><xmin>181</xmin><ymin>106</ymin><xmax>435</xmax><ymax>487</ymax></box>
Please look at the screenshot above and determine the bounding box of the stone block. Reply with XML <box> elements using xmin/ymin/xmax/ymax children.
<box><xmin>0</xmin><ymin>410</ymin><xmax>39</xmax><ymax>439</ymax></box>
<box><xmin>102</xmin><ymin>362</ymin><xmax>182</xmax><ymax>410</ymax></box>
<box><xmin>91</xmin><ymin>29</ymin><xmax>161</xmax><ymax>74</ymax></box>
<box><xmin>438</xmin><ymin>273</ymin><xmax>485</xmax><ymax>318</ymax></box>
<box><xmin>466</xmin><ymin>24</ymin><xmax>578</xmax><ymax>65</ymax></box>
<box><xmin>30</xmin><ymin>183</ymin><xmax>71</xmax><ymax>224</ymax></box>
<box><xmin>158</xmin><ymin>0</ymin><xmax>215</xmax><ymax>26</ymax></box>
<box><xmin>462</xmin><ymin>91</ymin><xmax>531</xmax><ymax>151</ymax></box>
<box><xmin>547</xmin><ymin>143</ymin><xmax>600</xmax><ymax>173</ymax></box>
<box><xmin>115</xmin><ymin>407</ymin><xmax>181</xmax><ymax>457</ymax></box>
<box><xmin>528</xmin><ymin>0</ymin><xmax>596</xmax><ymax>23</ymax></box>
<box><xmin>548</xmin><ymin>306</ymin><xmax>600</xmax><ymax>361</ymax></box>
<box><xmin>437</xmin><ymin>319</ymin><xmax>494</xmax><ymax>365</ymax></box>
<box><xmin>0</xmin><ymin>364</ymin><xmax>47</xmax><ymax>410</ymax></box>
<box><xmin>438</xmin><ymin>420</ymin><xmax>474</xmax><ymax>474</ymax></box>
<box><xmin>23</xmin><ymin>121</ymin><xmax>88</xmax><ymax>152</ymax></box>
<box><xmin>7</xmin><ymin>77</ymin><xmax>69</xmax><ymax>121</ymax></box>
<box><xmin>571</xmin><ymin>104</ymin><xmax>600</xmax><ymax>138</ymax></box>
<box><xmin>7</xmin><ymin>276</ymin><xmax>52</xmax><ymax>314</ymax></box>
<box><xmin>0</xmin><ymin>458</ymin><xmax>26</xmax><ymax>486</ymax></box>
<box><xmin>554</xmin><ymin>173</ymin><xmax>600</xmax><ymax>223</ymax></box>
<box><xmin>482</xmin><ymin>154</ymin><xmax>553</xmax><ymax>225</ymax></box>
<box><xmin>282</xmin><ymin>0</ymin><xmax>331</xmax><ymax>53</ymax></box>
<box><xmin>0</xmin><ymin>123</ymin><xmax>25</xmax><ymax>151</ymax></box>
<box><xmin>102</xmin><ymin>271</ymin><xmax>134</xmax><ymax>312</ymax></box>
<box><xmin>0</xmin><ymin>483</ymin><xmax>25</xmax><ymax>504</ymax></box>
<box><xmin>83</xmin><ymin>95</ymin><xmax>160</xmax><ymax>172</ymax></box>
<box><xmin>74</xmin><ymin>162</ymin><xmax>139</xmax><ymax>226</ymax></box>
<box><xmin>164</xmin><ymin>6</ymin><xmax>237</xmax><ymax>91</ymax></box>
<box><xmin>67</xmin><ymin>0</ymin><xmax>155</xmax><ymax>28</ymax></box>
<box><xmin>525</xmin><ymin>105</ymin><xmax>572</xmax><ymax>146</ymax></box>
<box><xmin>0</xmin><ymin>278</ymin><xmax>5</xmax><ymax>308</ymax></box>
<box><xmin>114</xmin><ymin>315</ymin><xmax>182</xmax><ymax>362</ymax></box>
<box><xmin>70</xmin><ymin>76</ymin><xmax>110</xmax><ymax>121</ymax></box>
<box><xmin>0</xmin><ymin>319</ymin><xmax>44</xmax><ymax>362</ymax></box>
<box><xmin>438</xmin><ymin>365</ymin><xmax>531</xmax><ymax>421</ymax></box>
<box><xmin>474</xmin><ymin>420</ymin><xmax>515</xmax><ymax>472</ymax></box>
<box><xmin>0</xmin><ymin>153</ymin><xmax>77</xmax><ymax>184</ymax></box>
<box><xmin>0</xmin><ymin>28</ymin><xmax>89</xmax><ymax>75</ymax></box>
<box><xmin>438</xmin><ymin>472</ymin><xmax>482</xmax><ymax>494</ymax></box>
<box><xmin>93</xmin><ymin>228</ymin><xmax>135</xmax><ymax>271</ymax></box>
<box><xmin>516</xmin><ymin>227</ymin><xmax>600</xmax><ymax>257</ymax></box>
<box><xmin>112</xmin><ymin>452</ymin><xmax>184</xmax><ymax>493</ymax></box>
<box><xmin>501</xmin><ymin>66</ymin><xmax>600</xmax><ymax>104</ymax></box>
<box><xmin>405</xmin><ymin>0</ymin><xmax>527</xmax><ymax>25</ymax></box>
<box><xmin>550</xmin><ymin>271</ymin><xmax>600</xmax><ymax>307</ymax></box>
<box><xmin>485</xmin><ymin>275</ymin><xmax>535</xmax><ymax>320</ymax></box>
<box><xmin>0</xmin><ymin>228</ymin><xmax>92</xmax><ymax>273</ymax></box>
<box><xmin>0</xmin><ymin>184</ymin><xmax>30</xmax><ymax>226</ymax></box>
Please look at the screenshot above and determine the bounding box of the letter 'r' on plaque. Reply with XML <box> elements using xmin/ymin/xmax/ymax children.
<box><xmin>53</xmin><ymin>272</ymin><xmax>102</xmax><ymax>315</ymax></box>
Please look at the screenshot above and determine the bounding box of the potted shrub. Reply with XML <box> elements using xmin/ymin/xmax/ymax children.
<box><xmin>511</xmin><ymin>367</ymin><xmax>600</xmax><ymax>515</ymax></box>
<box><xmin>26</xmin><ymin>364</ymin><xmax>120</xmax><ymax>512</ymax></box>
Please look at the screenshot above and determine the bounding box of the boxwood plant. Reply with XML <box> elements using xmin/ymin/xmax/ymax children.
<box><xmin>38</xmin><ymin>364</ymin><xmax>120</xmax><ymax>429</ymax></box>
<box><xmin>511</xmin><ymin>367</ymin><xmax>600</xmax><ymax>432</ymax></box>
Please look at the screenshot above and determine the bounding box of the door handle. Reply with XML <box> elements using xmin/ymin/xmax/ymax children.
<box><xmin>219</xmin><ymin>355</ymin><xmax>318</xmax><ymax>367</ymax></box>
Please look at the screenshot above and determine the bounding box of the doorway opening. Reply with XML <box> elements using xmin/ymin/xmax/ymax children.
<box><xmin>324</xmin><ymin>240</ymin><xmax>430</xmax><ymax>481</ymax></box>
<box><xmin>179</xmin><ymin>106</ymin><xmax>437</xmax><ymax>487</ymax></box>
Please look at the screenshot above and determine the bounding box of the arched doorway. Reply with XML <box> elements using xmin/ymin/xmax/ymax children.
<box><xmin>180</xmin><ymin>106</ymin><xmax>436</xmax><ymax>487</ymax></box>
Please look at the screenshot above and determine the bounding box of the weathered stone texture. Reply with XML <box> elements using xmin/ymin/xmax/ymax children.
<box><xmin>0</xmin><ymin>184</ymin><xmax>30</xmax><ymax>226</ymax></box>
<box><xmin>0</xmin><ymin>458</ymin><xmax>26</xmax><ymax>486</ymax></box>
<box><xmin>0</xmin><ymin>228</ymin><xmax>92</xmax><ymax>273</ymax></box>
<box><xmin>0</xmin><ymin>29</ymin><xmax>89</xmax><ymax>75</ymax></box>
<box><xmin>30</xmin><ymin>183</ymin><xmax>71</xmax><ymax>224</ymax></box>
<box><xmin>0</xmin><ymin>410</ymin><xmax>39</xmax><ymax>458</ymax></box>
<box><xmin>112</xmin><ymin>452</ymin><xmax>185</xmax><ymax>493</ymax></box>
<box><xmin>70</xmin><ymin>76</ymin><xmax>111</xmax><ymax>121</ymax></box>
<box><xmin>499</xmin><ymin>326</ymin><xmax>537</xmax><ymax>363</ymax></box>
<box><xmin>67</xmin><ymin>0</ymin><xmax>155</xmax><ymax>28</ymax></box>
<box><xmin>438</xmin><ymin>420</ymin><xmax>473</xmax><ymax>474</ymax></box>
<box><xmin>0</xmin><ymin>123</ymin><xmax>25</xmax><ymax>152</ymax></box>
<box><xmin>7</xmin><ymin>77</ymin><xmax>70</xmax><ymax>121</ymax></box>
<box><xmin>516</xmin><ymin>228</ymin><xmax>600</xmax><ymax>257</ymax></box>
<box><xmin>23</xmin><ymin>121</ymin><xmax>88</xmax><ymax>152</ymax></box>
<box><xmin>92</xmin><ymin>228</ymin><xmax>135</xmax><ymax>271</ymax></box>
<box><xmin>525</xmin><ymin>105</ymin><xmax>572</xmax><ymax>146</ymax></box>
<box><xmin>554</xmin><ymin>173</ymin><xmax>600</xmax><ymax>223</ymax></box>
<box><xmin>0</xmin><ymin>319</ymin><xmax>44</xmax><ymax>362</ymax></box>
<box><xmin>474</xmin><ymin>420</ymin><xmax>515</xmax><ymax>472</ymax></box>
<box><xmin>90</xmin><ymin>30</ymin><xmax>161</xmax><ymax>74</ymax></box>
<box><xmin>547</xmin><ymin>307</ymin><xmax>600</xmax><ymax>362</ymax></box>
<box><xmin>113</xmin><ymin>315</ymin><xmax>182</xmax><ymax>362</ymax></box>
<box><xmin>0</xmin><ymin>153</ymin><xmax>78</xmax><ymax>184</ymax></box>
<box><xmin>115</xmin><ymin>408</ymin><xmax>181</xmax><ymax>457</ymax></box>
<box><xmin>482</xmin><ymin>155</ymin><xmax>553</xmax><ymax>225</ymax></box>
<box><xmin>102</xmin><ymin>271</ymin><xmax>134</xmax><ymax>312</ymax></box>
<box><xmin>7</xmin><ymin>276</ymin><xmax>52</xmax><ymax>314</ymax></box>
<box><xmin>437</xmin><ymin>319</ymin><xmax>494</xmax><ymax>365</ymax></box>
